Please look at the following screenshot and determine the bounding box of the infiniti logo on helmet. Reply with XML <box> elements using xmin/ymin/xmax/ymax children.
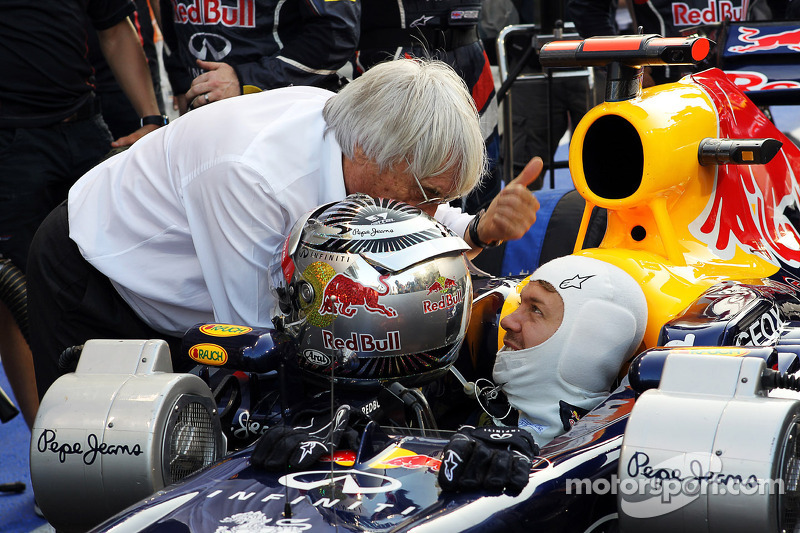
<box><xmin>189</xmin><ymin>33</ymin><xmax>232</xmax><ymax>61</ymax></box>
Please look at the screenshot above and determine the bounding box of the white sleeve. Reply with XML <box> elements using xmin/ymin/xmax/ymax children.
<box><xmin>434</xmin><ymin>204</ymin><xmax>475</xmax><ymax>240</ymax></box>
<box><xmin>183</xmin><ymin>161</ymin><xmax>287</xmax><ymax>327</ymax></box>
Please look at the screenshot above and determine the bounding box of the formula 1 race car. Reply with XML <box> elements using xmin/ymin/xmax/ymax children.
<box><xmin>29</xmin><ymin>33</ymin><xmax>800</xmax><ymax>533</ymax></box>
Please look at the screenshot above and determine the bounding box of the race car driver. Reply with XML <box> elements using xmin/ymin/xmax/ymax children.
<box><xmin>493</xmin><ymin>254</ymin><xmax>648</xmax><ymax>446</ymax></box>
<box><xmin>434</xmin><ymin>254</ymin><xmax>647</xmax><ymax>494</ymax></box>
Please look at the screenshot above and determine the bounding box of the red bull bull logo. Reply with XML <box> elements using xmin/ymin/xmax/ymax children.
<box><xmin>691</xmin><ymin>71</ymin><xmax>800</xmax><ymax>269</ymax></box>
<box><xmin>729</xmin><ymin>26</ymin><xmax>800</xmax><ymax>53</ymax></box>
<box><xmin>367</xmin><ymin>446</ymin><xmax>441</xmax><ymax>471</ymax></box>
<box><xmin>426</xmin><ymin>281</ymin><xmax>444</xmax><ymax>294</ymax></box>
<box><xmin>382</xmin><ymin>454</ymin><xmax>441</xmax><ymax>470</ymax></box>
<box><xmin>424</xmin><ymin>277</ymin><xmax>463</xmax><ymax>313</ymax></box>
<box><xmin>426</xmin><ymin>277</ymin><xmax>457</xmax><ymax>294</ymax></box>
<box><xmin>172</xmin><ymin>0</ymin><xmax>255</xmax><ymax>27</ymax></box>
<box><xmin>320</xmin><ymin>274</ymin><xmax>396</xmax><ymax>318</ymax></box>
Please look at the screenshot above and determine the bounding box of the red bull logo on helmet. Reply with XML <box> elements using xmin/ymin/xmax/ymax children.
<box><xmin>321</xmin><ymin>331</ymin><xmax>402</xmax><ymax>352</ymax></box>
<box><xmin>320</xmin><ymin>273</ymin><xmax>397</xmax><ymax>318</ymax></box>
<box><xmin>423</xmin><ymin>289</ymin><xmax>464</xmax><ymax>314</ymax></box>
<box><xmin>426</xmin><ymin>277</ymin><xmax>458</xmax><ymax>294</ymax></box>
<box><xmin>424</xmin><ymin>277</ymin><xmax>464</xmax><ymax>313</ymax></box>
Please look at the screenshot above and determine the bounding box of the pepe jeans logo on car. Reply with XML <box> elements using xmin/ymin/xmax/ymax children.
<box><xmin>35</xmin><ymin>429</ymin><xmax>143</xmax><ymax>466</ymax></box>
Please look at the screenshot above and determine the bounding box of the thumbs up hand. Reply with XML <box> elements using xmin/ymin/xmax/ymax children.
<box><xmin>467</xmin><ymin>157</ymin><xmax>542</xmax><ymax>249</ymax></box>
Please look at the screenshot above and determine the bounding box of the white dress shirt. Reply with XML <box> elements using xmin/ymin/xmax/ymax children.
<box><xmin>69</xmin><ymin>86</ymin><xmax>473</xmax><ymax>336</ymax></box>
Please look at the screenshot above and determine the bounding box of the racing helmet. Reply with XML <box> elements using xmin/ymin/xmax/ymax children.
<box><xmin>279</xmin><ymin>194</ymin><xmax>473</xmax><ymax>389</ymax></box>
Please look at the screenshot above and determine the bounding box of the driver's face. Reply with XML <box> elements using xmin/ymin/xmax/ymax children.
<box><xmin>500</xmin><ymin>281</ymin><xmax>564</xmax><ymax>351</ymax></box>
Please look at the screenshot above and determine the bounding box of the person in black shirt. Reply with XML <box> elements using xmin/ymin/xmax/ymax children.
<box><xmin>0</xmin><ymin>0</ymin><xmax>164</xmax><ymax>429</ymax></box>
<box><xmin>87</xmin><ymin>0</ymin><xmax>167</xmax><ymax>138</ymax></box>
<box><xmin>157</xmin><ymin>0</ymin><xmax>360</xmax><ymax>114</ymax></box>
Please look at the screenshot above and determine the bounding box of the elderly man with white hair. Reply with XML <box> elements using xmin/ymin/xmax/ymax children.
<box><xmin>26</xmin><ymin>58</ymin><xmax>542</xmax><ymax>406</ymax></box>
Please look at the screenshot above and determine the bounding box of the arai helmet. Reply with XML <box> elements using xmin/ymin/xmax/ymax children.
<box><xmin>279</xmin><ymin>194</ymin><xmax>473</xmax><ymax>388</ymax></box>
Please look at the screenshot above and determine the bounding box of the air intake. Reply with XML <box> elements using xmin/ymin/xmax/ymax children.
<box><xmin>31</xmin><ymin>339</ymin><xmax>226</xmax><ymax>533</ymax></box>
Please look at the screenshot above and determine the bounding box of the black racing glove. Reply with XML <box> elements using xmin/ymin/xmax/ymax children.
<box><xmin>251</xmin><ymin>404</ymin><xmax>363</xmax><ymax>471</ymax></box>
<box><xmin>438</xmin><ymin>426</ymin><xmax>539</xmax><ymax>495</ymax></box>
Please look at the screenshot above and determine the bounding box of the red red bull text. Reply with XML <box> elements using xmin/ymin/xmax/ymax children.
<box><xmin>321</xmin><ymin>331</ymin><xmax>402</xmax><ymax>353</ymax></box>
<box><xmin>423</xmin><ymin>290</ymin><xmax>464</xmax><ymax>314</ymax></box>
<box><xmin>171</xmin><ymin>0</ymin><xmax>255</xmax><ymax>27</ymax></box>
<box><xmin>672</xmin><ymin>0</ymin><xmax>748</xmax><ymax>26</ymax></box>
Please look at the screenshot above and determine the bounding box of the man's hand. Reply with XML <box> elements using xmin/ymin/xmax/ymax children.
<box><xmin>438</xmin><ymin>426</ymin><xmax>538</xmax><ymax>495</ymax></box>
<box><xmin>186</xmin><ymin>59</ymin><xmax>242</xmax><ymax>109</ymax></box>
<box><xmin>110</xmin><ymin>124</ymin><xmax>161</xmax><ymax>148</ymax></box>
<box><xmin>251</xmin><ymin>405</ymin><xmax>364</xmax><ymax>471</ymax></box>
<box><xmin>470</xmin><ymin>157</ymin><xmax>542</xmax><ymax>248</ymax></box>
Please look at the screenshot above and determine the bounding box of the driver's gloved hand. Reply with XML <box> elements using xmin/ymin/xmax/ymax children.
<box><xmin>251</xmin><ymin>404</ymin><xmax>363</xmax><ymax>471</ymax></box>
<box><xmin>438</xmin><ymin>426</ymin><xmax>538</xmax><ymax>495</ymax></box>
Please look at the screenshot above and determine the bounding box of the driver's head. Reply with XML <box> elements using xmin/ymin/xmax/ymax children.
<box><xmin>495</xmin><ymin>255</ymin><xmax>647</xmax><ymax>402</ymax></box>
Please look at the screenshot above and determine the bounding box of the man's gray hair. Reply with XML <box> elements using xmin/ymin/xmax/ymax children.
<box><xmin>323</xmin><ymin>58</ymin><xmax>487</xmax><ymax>197</ymax></box>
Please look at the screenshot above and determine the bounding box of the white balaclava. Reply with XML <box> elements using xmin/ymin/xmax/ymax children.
<box><xmin>492</xmin><ymin>255</ymin><xmax>648</xmax><ymax>446</ymax></box>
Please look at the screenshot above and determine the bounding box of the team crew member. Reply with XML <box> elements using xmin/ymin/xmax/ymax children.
<box><xmin>0</xmin><ymin>0</ymin><xmax>164</xmax><ymax>429</ymax></box>
<box><xmin>27</xmin><ymin>58</ymin><xmax>543</xmax><ymax>403</ymax></box>
<box><xmin>159</xmin><ymin>0</ymin><xmax>360</xmax><ymax>113</ymax></box>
